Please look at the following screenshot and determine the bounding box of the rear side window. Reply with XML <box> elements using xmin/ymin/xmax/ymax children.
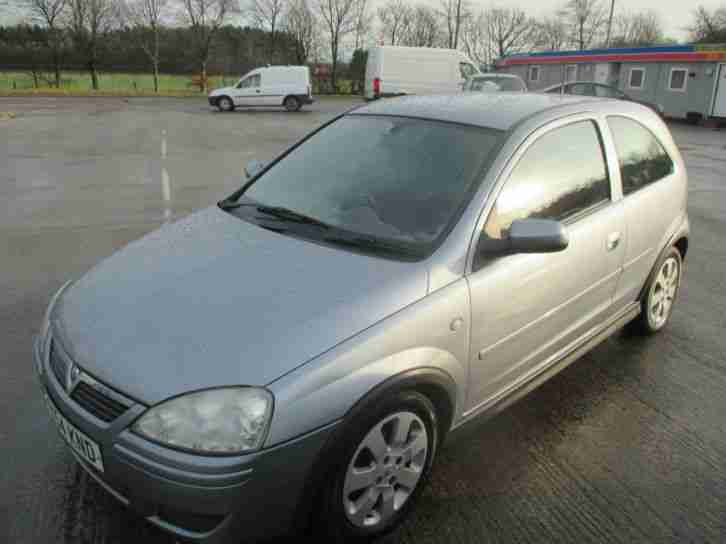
<box><xmin>484</xmin><ymin>120</ymin><xmax>610</xmax><ymax>241</ymax></box>
<box><xmin>608</xmin><ymin>116</ymin><xmax>674</xmax><ymax>195</ymax></box>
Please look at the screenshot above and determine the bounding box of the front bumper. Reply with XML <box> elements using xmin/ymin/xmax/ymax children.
<box><xmin>34</xmin><ymin>335</ymin><xmax>336</xmax><ymax>543</ymax></box>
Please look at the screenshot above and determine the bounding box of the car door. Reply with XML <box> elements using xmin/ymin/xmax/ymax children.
<box><xmin>465</xmin><ymin>117</ymin><xmax>626</xmax><ymax>412</ymax></box>
<box><xmin>232</xmin><ymin>73</ymin><xmax>262</xmax><ymax>106</ymax></box>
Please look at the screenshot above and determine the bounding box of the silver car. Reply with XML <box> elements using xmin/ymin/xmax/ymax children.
<box><xmin>35</xmin><ymin>93</ymin><xmax>688</xmax><ymax>543</ymax></box>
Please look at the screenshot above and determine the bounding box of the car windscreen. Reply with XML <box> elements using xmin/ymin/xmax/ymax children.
<box><xmin>230</xmin><ymin>115</ymin><xmax>503</xmax><ymax>258</ymax></box>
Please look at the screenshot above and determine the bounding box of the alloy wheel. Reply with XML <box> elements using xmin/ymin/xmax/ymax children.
<box><xmin>342</xmin><ymin>411</ymin><xmax>428</xmax><ymax>529</ymax></box>
<box><xmin>649</xmin><ymin>256</ymin><xmax>680</xmax><ymax>329</ymax></box>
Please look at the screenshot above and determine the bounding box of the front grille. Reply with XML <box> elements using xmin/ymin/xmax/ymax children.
<box><xmin>71</xmin><ymin>381</ymin><xmax>129</xmax><ymax>423</ymax></box>
<box><xmin>49</xmin><ymin>342</ymin><xmax>68</xmax><ymax>387</ymax></box>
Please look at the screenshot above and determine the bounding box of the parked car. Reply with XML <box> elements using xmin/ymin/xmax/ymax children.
<box><xmin>543</xmin><ymin>81</ymin><xmax>664</xmax><ymax>114</ymax></box>
<box><xmin>464</xmin><ymin>73</ymin><xmax>527</xmax><ymax>92</ymax></box>
<box><xmin>208</xmin><ymin>65</ymin><xmax>313</xmax><ymax>112</ymax></box>
<box><xmin>36</xmin><ymin>93</ymin><xmax>688</xmax><ymax>543</ymax></box>
<box><xmin>364</xmin><ymin>45</ymin><xmax>480</xmax><ymax>99</ymax></box>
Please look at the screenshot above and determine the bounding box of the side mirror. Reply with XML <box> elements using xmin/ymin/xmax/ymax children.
<box><xmin>244</xmin><ymin>159</ymin><xmax>266</xmax><ymax>179</ymax></box>
<box><xmin>508</xmin><ymin>218</ymin><xmax>569</xmax><ymax>253</ymax></box>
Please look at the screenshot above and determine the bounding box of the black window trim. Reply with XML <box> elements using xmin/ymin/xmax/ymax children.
<box><xmin>605</xmin><ymin>114</ymin><xmax>676</xmax><ymax>197</ymax></box>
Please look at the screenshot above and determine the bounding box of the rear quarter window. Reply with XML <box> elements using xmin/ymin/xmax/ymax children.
<box><xmin>607</xmin><ymin>116</ymin><xmax>674</xmax><ymax>196</ymax></box>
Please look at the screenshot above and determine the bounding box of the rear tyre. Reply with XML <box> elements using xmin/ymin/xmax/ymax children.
<box><xmin>630</xmin><ymin>246</ymin><xmax>683</xmax><ymax>335</ymax></box>
<box><xmin>217</xmin><ymin>96</ymin><xmax>234</xmax><ymax>112</ymax></box>
<box><xmin>284</xmin><ymin>96</ymin><xmax>301</xmax><ymax>112</ymax></box>
<box><xmin>315</xmin><ymin>390</ymin><xmax>438</xmax><ymax>543</ymax></box>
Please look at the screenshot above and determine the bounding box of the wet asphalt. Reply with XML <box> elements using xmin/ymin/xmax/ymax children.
<box><xmin>1</xmin><ymin>97</ymin><xmax>725</xmax><ymax>543</ymax></box>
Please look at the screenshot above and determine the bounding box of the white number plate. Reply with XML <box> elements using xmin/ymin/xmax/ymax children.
<box><xmin>45</xmin><ymin>394</ymin><xmax>105</xmax><ymax>473</ymax></box>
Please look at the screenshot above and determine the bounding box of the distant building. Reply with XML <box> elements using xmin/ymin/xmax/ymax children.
<box><xmin>496</xmin><ymin>44</ymin><xmax>726</xmax><ymax>121</ymax></box>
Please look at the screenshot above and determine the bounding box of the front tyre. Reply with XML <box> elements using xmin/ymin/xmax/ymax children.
<box><xmin>633</xmin><ymin>246</ymin><xmax>683</xmax><ymax>334</ymax></box>
<box><xmin>217</xmin><ymin>96</ymin><xmax>234</xmax><ymax>112</ymax></box>
<box><xmin>316</xmin><ymin>391</ymin><xmax>438</xmax><ymax>542</ymax></box>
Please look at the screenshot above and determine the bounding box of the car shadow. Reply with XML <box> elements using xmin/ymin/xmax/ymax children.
<box><xmin>209</xmin><ymin>108</ymin><xmax>314</xmax><ymax>115</ymax></box>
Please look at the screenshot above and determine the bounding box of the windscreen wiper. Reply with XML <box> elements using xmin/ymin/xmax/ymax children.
<box><xmin>254</xmin><ymin>205</ymin><xmax>331</xmax><ymax>228</ymax></box>
<box><xmin>323</xmin><ymin>232</ymin><xmax>418</xmax><ymax>257</ymax></box>
<box><xmin>219</xmin><ymin>200</ymin><xmax>329</xmax><ymax>228</ymax></box>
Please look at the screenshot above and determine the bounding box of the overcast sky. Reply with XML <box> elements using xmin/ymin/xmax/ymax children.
<box><xmin>1</xmin><ymin>0</ymin><xmax>724</xmax><ymax>42</ymax></box>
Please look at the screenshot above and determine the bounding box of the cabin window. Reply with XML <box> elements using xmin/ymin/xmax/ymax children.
<box><xmin>668</xmin><ymin>68</ymin><xmax>688</xmax><ymax>92</ymax></box>
<box><xmin>628</xmin><ymin>68</ymin><xmax>645</xmax><ymax>90</ymax></box>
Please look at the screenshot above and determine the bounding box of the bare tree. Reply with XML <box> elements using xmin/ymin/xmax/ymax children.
<box><xmin>66</xmin><ymin>0</ymin><xmax>118</xmax><ymax>89</ymax></box>
<box><xmin>123</xmin><ymin>0</ymin><xmax>167</xmax><ymax>92</ymax></box>
<box><xmin>402</xmin><ymin>4</ymin><xmax>439</xmax><ymax>47</ymax></box>
<box><xmin>179</xmin><ymin>0</ymin><xmax>235</xmax><ymax>91</ymax></box>
<box><xmin>535</xmin><ymin>16</ymin><xmax>568</xmax><ymax>51</ymax></box>
<box><xmin>611</xmin><ymin>10</ymin><xmax>664</xmax><ymax>46</ymax></box>
<box><xmin>250</xmin><ymin>0</ymin><xmax>286</xmax><ymax>61</ymax></box>
<box><xmin>315</xmin><ymin>0</ymin><xmax>359</xmax><ymax>92</ymax></box>
<box><xmin>460</xmin><ymin>9</ymin><xmax>489</xmax><ymax>65</ymax></box>
<box><xmin>560</xmin><ymin>0</ymin><xmax>605</xmax><ymax>50</ymax></box>
<box><xmin>486</xmin><ymin>7</ymin><xmax>535</xmax><ymax>59</ymax></box>
<box><xmin>283</xmin><ymin>0</ymin><xmax>317</xmax><ymax>64</ymax></box>
<box><xmin>439</xmin><ymin>0</ymin><xmax>467</xmax><ymax>49</ymax></box>
<box><xmin>377</xmin><ymin>0</ymin><xmax>411</xmax><ymax>46</ymax></box>
<box><xmin>351</xmin><ymin>0</ymin><xmax>371</xmax><ymax>50</ymax></box>
<box><xmin>688</xmin><ymin>5</ymin><xmax>726</xmax><ymax>42</ymax></box>
<box><xmin>26</xmin><ymin>0</ymin><xmax>67</xmax><ymax>86</ymax></box>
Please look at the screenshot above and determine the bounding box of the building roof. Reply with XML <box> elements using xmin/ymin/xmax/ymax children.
<box><xmin>351</xmin><ymin>93</ymin><xmax>599</xmax><ymax>131</ymax></box>
<box><xmin>498</xmin><ymin>44</ymin><xmax>726</xmax><ymax>66</ymax></box>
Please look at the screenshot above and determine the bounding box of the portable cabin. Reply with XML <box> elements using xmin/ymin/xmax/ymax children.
<box><xmin>497</xmin><ymin>45</ymin><xmax>726</xmax><ymax>122</ymax></box>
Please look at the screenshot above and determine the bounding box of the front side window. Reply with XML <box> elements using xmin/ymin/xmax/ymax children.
<box><xmin>668</xmin><ymin>68</ymin><xmax>688</xmax><ymax>91</ymax></box>
<box><xmin>483</xmin><ymin>120</ymin><xmax>610</xmax><ymax>242</ymax></box>
<box><xmin>607</xmin><ymin>116</ymin><xmax>674</xmax><ymax>196</ymax></box>
<box><xmin>529</xmin><ymin>66</ymin><xmax>540</xmax><ymax>82</ymax></box>
<box><xmin>628</xmin><ymin>68</ymin><xmax>645</xmax><ymax>90</ymax></box>
<box><xmin>231</xmin><ymin>115</ymin><xmax>504</xmax><ymax>258</ymax></box>
<box><xmin>239</xmin><ymin>74</ymin><xmax>261</xmax><ymax>88</ymax></box>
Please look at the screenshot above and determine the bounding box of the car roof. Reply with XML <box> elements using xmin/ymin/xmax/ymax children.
<box><xmin>351</xmin><ymin>93</ymin><xmax>604</xmax><ymax>131</ymax></box>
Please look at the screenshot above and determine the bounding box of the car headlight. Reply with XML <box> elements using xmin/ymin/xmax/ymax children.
<box><xmin>132</xmin><ymin>387</ymin><xmax>273</xmax><ymax>454</ymax></box>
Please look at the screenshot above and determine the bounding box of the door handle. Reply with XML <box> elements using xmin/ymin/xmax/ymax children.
<box><xmin>607</xmin><ymin>232</ymin><xmax>621</xmax><ymax>251</ymax></box>
<box><xmin>255</xmin><ymin>89</ymin><xmax>260</xmax><ymax>93</ymax></box>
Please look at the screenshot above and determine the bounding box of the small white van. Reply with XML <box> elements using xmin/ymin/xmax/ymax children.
<box><xmin>209</xmin><ymin>66</ymin><xmax>313</xmax><ymax>112</ymax></box>
<box><xmin>364</xmin><ymin>46</ymin><xmax>480</xmax><ymax>100</ymax></box>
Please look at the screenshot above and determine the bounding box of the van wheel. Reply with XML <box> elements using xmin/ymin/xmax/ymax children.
<box><xmin>630</xmin><ymin>246</ymin><xmax>683</xmax><ymax>335</ymax></box>
<box><xmin>314</xmin><ymin>390</ymin><xmax>438</xmax><ymax>542</ymax></box>
<box><xmin>217</xmin><ymin>96</ymin><xmax>234</xmax><ymax>112</ymax></box>
<box><xmin>284</xmin><ymin>96</ymin><xmax>301</xmax><ymax>112</ymax></box>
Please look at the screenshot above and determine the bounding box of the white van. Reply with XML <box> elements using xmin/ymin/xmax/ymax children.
<box><xmin>208</xmin><ymin>66</ymin><xmax>313</xmax><ymax>112</ymax></box>
<box><xmin>364</xmin><ymin>46</ymin><xmax>480</xmax><ymax>100</ymax></box>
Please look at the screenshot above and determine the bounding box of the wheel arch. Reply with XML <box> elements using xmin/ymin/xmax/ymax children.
<box><xmin>289</xmin><ymin>366</ymin><xmax>456</xmax><ymax>535</ymax></box>
<box><xmin>638</xmin><ymin>231</ymin><xmax>688</xmax><ymax>302</ymax></box>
